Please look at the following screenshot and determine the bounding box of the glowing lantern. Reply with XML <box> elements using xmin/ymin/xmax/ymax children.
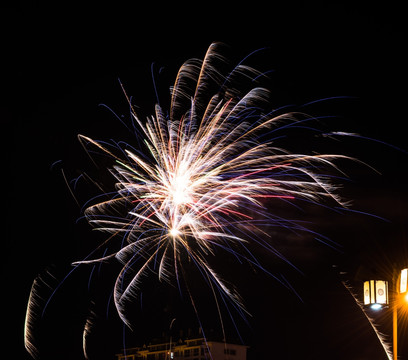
<box><xmin>400</xmin><ymin>268</ymin><xmax>408</xmax><ymax>294</ymax></box>
<box><xmin>363</xmin><ymin>280</ymin><xmax>389</xmax><ymax>310</ymax></box>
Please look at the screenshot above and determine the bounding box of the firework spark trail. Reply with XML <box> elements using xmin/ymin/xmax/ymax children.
<box><xmin>25</xmin><ymin>42</ymin><xmax>355</xmax><ymax>357</ymax></box>
<box><xmin>342</xmin><ymin>281</ymin><xmax>393</xmax><ymax>360</ymax></box>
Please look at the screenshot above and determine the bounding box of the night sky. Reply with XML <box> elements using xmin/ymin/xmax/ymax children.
<box><xmin>4</xmin><ymin>2</ymin><xmax>408</xmax><ymax>359</ymax></box>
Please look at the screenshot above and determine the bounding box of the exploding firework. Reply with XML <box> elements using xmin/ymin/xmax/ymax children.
<box><xmin>74</xmin><ymin>43</ymin><xmax>349</xmax><ymax>324</ymax></box>
<box><xmin>25</xmin><ymin>42</ymin><xmax>353</xmax><ymax>357</ymax></box>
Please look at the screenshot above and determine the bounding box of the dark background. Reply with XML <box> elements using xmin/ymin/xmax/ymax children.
<box><xmin>3</xmin><ymin>1</ymin><xmax>407</xmax><ymax>359</ymax></box>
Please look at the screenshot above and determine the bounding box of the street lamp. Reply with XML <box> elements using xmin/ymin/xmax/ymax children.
<box><xmin>363</xmin><ymin>269</ymin><xmax>408</xmax><ymax>360</ymax></box>
<box><xmin>363</xmin><ymin>279</ymin><xmax>389</xmax><ymax>310</ymax></box>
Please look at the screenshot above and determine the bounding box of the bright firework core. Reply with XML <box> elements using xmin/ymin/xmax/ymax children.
<box><xmin>169</xmin><ymin>227</ymin><xmax>181</xmax><ymax>238</ymax></box>
<box><xmin>170</xmin><ymin>171</ymin><xmax>192</xmax><ymax>206</ymax></box>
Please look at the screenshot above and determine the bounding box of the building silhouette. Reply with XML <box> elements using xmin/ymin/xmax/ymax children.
<box><xmin>115</xmin><ymin>337</ymin><xmax>248</xmax><ymax>360</ymax></box>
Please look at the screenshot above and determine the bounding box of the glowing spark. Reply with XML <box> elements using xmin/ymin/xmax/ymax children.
<box><xmin>169</xmin><ymin>227</ymin><xmax>180</xmax><ymax>238</ymax></box>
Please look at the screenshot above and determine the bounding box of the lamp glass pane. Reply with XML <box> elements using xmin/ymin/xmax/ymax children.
<box><xmin>363</xmin><ymin>281</ymin><xmax>371</xmax><ymax>305</ymax></box>
<box><xmin>370</xmin><ymin>280</ymin><xmax>375</xmax><ymax>304</ymax></box>
<box><xmin>375</xmin><ymin>280</ymin><xmax>388</xmax><ymax>304</ymax></box>
<box><xmin>400</xmin><ymin>269</ymin><xmax>408</xmax><ymax>294</ymax></box>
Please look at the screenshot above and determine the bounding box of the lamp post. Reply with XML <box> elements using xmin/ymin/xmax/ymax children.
<box><xmin>363</xmin><ymin>268</ymin><xmax>408</xmax><ymax>360</ymax></box>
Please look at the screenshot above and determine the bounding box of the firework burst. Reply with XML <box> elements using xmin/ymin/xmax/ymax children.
<box><xmin>73</xmin><ymin>43</ymin><xmax>349</xmax><ymax>326</ymax></box>
<box><xmin>25</xmin><ymin>42</ymin><xmax>353</xmax><ymax>357</ymax></box>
